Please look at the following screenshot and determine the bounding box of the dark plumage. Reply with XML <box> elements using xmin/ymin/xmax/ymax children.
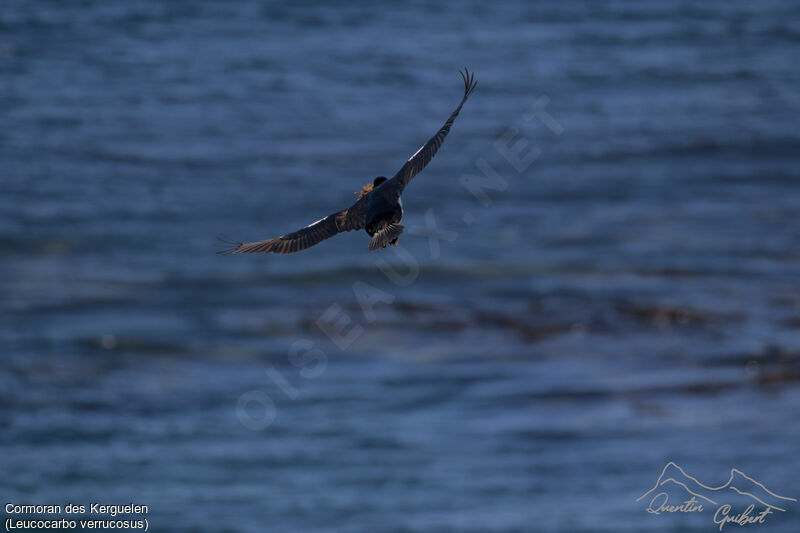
<box><xmin>220</xmin><ymin>69</ymin><xmax>477</xmax><ymax>255</ymax></box>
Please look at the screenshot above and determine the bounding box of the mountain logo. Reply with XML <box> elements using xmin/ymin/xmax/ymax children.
<box><xmin>637</xmin><ymin>462</ymin><xmax>796</xmax><ymax>530</ymax></box>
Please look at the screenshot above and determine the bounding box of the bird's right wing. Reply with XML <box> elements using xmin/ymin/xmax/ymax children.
<box><xmin>390</xmin><ymin>68</ymin><xmax>477</xmax><ymax>191</ymax></box>
<box><xmin>220</xmin><ymin>195</ymin><xmax>369</xmax><ymax>254</ymax></box>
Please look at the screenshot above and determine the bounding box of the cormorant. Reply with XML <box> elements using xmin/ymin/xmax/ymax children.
<box><xmin>221</xmin><ymin>69</ymin><xmax>477</xmax><ymax>254</ymax></box>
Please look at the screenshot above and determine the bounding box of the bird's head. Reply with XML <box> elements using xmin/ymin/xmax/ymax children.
<box><xmin>373</xmin><ymin>176</ymin><xmax>387</xmax><ymax>187</ymax></box>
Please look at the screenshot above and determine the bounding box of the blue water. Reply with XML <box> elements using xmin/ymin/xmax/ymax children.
<box><xmin>2</xmin><ymin>1</ymin><xmax>800</xmax><ymax>531</ymax></box>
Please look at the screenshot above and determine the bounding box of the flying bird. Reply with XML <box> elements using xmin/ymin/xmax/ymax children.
<box><xmin>220</xmin><ymin>69</ymin><xmax>477</xmax><ymax>254</ymax></box>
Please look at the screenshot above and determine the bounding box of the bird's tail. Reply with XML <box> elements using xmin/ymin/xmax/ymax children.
<box><xmin>368</xmin><ymin>224</ymin><xmax>404</xmax><ymax>251</ymax></box>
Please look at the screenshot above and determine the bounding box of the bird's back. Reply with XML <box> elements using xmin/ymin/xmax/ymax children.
<box><xmin>365</xmin><ymin>181</ymin><xmax>403</xmax><ymax>234</ymax></box>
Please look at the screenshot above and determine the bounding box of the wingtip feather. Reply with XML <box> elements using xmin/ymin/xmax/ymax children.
<box><xmin>458</xmin><ymin>67</ymin><xmax>477</xmax><ymax>98</ymax></box>
<box><xmin>216</xmin><ymin>233</ymin><xmax>243</xmax><ymax>255</ymax></box>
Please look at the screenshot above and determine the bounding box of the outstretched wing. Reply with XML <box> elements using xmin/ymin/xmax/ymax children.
<box><xmin>390</xmin><ymin>68</ymin><xmax>477</xmax><ymax>190</ymax></box>
<box><xmin>220</xmin><ymin>195</ymin><xmax>369</xmax><ymax>254</ymax></box>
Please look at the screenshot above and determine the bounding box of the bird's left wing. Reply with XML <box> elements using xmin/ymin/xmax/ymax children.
<box><xmin>220</xmin><ymin>195</ymin><xmax>369</xmax><ymax>254</ymax></box>
<box><xmin>390</xmin><ymin>68</ymin><xmax>477</xmax><ymax>191</ymax></box>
